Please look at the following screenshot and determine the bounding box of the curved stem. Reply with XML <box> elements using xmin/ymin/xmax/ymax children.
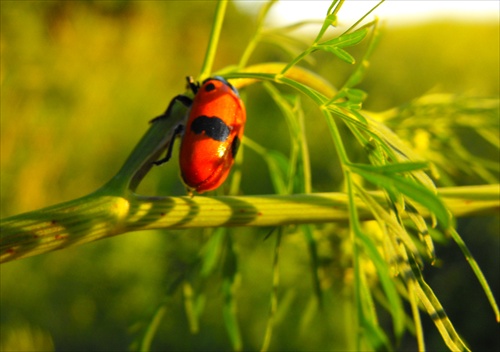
<box><xmin>1</xmin><ymin>185</ymin><xmax>498</xmax><ymax>264</ymax></box>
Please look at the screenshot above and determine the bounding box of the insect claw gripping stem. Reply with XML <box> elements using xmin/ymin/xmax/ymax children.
<box><xmin>150</xmin><ymin>83</ymin><xmax>196</xmax><ymax>166</ymax></box>
<box><xmin>147</xmin><ymin>76</ymin><xmax>200</xmax><ymax>168</ymax></box>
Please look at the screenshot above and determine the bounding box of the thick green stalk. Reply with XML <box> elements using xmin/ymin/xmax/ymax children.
<box><xmin>1</xmin><ymin>185</ymin><xmax>498</xmax><ymax>264</ymax></box>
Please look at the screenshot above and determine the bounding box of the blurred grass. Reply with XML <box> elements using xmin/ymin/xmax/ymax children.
<box><xmin>1</xmin><ymin>1</ymin><xmax>498</xmax><ymax>351</ymax></box>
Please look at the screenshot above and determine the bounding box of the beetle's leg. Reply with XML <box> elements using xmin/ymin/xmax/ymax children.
<box><xmin>153</xmin><ymin>124</ymin><xmax>185</xmax><ymax>165</ymax></box>
<box><xmin>150</xmin><ymin>95</ymin><xmax>192</xmax><ymax>123</ymax></box>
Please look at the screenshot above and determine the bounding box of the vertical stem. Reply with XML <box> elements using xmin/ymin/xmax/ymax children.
<box><xmin>199</xmin><ymin>0</ymin><xmax>228</xmax><ymax>79</ymax></box>
<box><xmin>261</xmin><ymin>229</ymin><xmax>282</xmax><ymax>352</ymax></box>
<box><xmin>238</xmin><ymin>0</ymin><xmax>276</xmax><ymax>68</ymax></box>
<box><xmin>321</xmin><ymin>108</ymin><xmax>350</xmax><ymax>166</ymax></box>
<box><xmin>345</xmin><ymin>173</ymin><xmax>363</xmax><ymax>350</ymax></box>
<box><xmin>298</xmin><ymin>109</ymin><xmax>312</xmax><ymax>193</ymax></box>
<box><xmin>140</xmin><ymin>304</ymin><xmax>167</xmax><ymax>352</ymax></box>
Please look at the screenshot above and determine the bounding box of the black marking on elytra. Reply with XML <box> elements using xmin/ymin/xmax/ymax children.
<box><xmin>191</xmin><ymin>115</ymin><xmax>230</xmax><ymax>142</ymax></box>
<box><xmin>231</xmin><ymin>135</ymin><xmax>240</xmax><ymax>158</ymax></box>
<box><xmin>204</xmin><ymin>82</ymin><xmax>216</xmax><ymax>92</ymax></box>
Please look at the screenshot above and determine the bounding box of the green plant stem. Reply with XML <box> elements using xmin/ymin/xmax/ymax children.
<box><xmin>238</xmin><ymin>0</ymin><xmax>277</xmax><ymax>68</ymax></box>
<box><xmin>199</xmin><ymin>0</ymin><xmax>228</xmax><ymax>80</ymax></box>
<box><xmin>1</xmin><ymin>185</ymin><xmax>498</xmax><ymax>264</ymax></box>
<box><xmin>226</xmin><ymin>62</ymin><xmax>337</xmax><ymax>97</ymax></box>
<box><xmin>140</xmin><ymin>304</ymin><xmax>168</xmax><ymax>352</ymax></box>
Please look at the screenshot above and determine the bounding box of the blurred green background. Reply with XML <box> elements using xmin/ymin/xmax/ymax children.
<box><xmin>1</xmin><ymin>1</ymin><xmax>498</xmax><ymax>351</ymax></box>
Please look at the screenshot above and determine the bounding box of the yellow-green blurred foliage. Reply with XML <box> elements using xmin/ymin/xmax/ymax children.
<box><xmin>1</xmin><ymin>1</ymin><xmax>498</xmax><ymax>351</ymax></box>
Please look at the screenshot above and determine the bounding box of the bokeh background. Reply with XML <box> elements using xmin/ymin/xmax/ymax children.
<box><xmin>1</xmin><ymin>1</ymin><xmax>498</xmax><ymax>351</ymax></box>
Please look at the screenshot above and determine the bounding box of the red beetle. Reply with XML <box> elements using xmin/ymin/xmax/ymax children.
<box><xmin>154</xmin><ymin>76</ymin><xmax>246</xmax><ymax>194</ymax></box>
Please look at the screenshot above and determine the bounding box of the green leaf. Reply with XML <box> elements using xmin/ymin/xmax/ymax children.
<box><xmin>410</xmin><ymin>258</ymin><xmax>471</xmax><ymax>351</ymax></box>
<box><xmin>448</xmin><ymin>228</ymin><xmax>500</xmax><ymax>322</ymax></box>
<box><xmin>352</xmin><ymin>167</ymin><xmax>451</xmax><ymax>229</ymax></box>
<box><xmin>349</xmin><ymin>161</ymin><xmax>429</xmax><ymax>174</ymax></box>
<box><xmin>277</xmin><ymin>76</ymin><xmax>328</xmax><ymax>104</ymax></box>
<box><xmin>320</xmin><ymin>28</ymin><xmax>368</xmax><ymax>48</ymax></box>
<box><xmin>222</xmin><ymin>235</ymin><xmax>243</xmax><ymax>351</ymax></box>
<box><xmin>302</xmin><ymin>225</ymin><xmax>323</xmax><ymax>304</ymax></box>
<box><xmin>242</xmin><ymin>136</ymin><xmax>289</xmax><ymax>195</ymax></box>
<box><xmin>346</xmin><ymin>88</ymin><xmax>368</xmax><ymax>105</ymax></box>
<box><xmin>183</xmin><ymin>282</ymin><xmax>200</xmax><ymax>334</ymax></box>
<box><xmin>363</xmin><ymin>113</ymin><xmax>438</xmax><ymax>191</ymax></box>
<box><xmin>343</xmin><ymin>60</ymin><xmax>370</xmax><ymax>89</ymax></box>
<box><xmin>313</xmin><ymin>0</ymin><xmax>341</xmax><ymax>42</ymax></box>
<box><xmin>313</xmin><ymin>28</ymin><xmax>368</xmax><ymax>64</ymax></box>
<box><xmin>200</xmin><ymin>228</ymin><xmax>225</xmax><ymax>277</ymax></box>
<box><xmin>261</xmin><ymin>229</ymin><xmax>282</xmax><ymax>352</ymax></box>
<box><xmin>362</xmin><ymin>319</ymin><xmax>393</xmax><ymax>352</ymax></box>
<box><xmin>357</xmin><ymin>228</ymin><xmax>405</xmax><ymax>345</ymax></box>
<box><xmin>139</xmin><ymin>304</ymin><xmax>167</xmax><ymax>352</ymax></box>
<box><xmin>222</xmin><ymin>234</ymin><xmax>238</xmax><ymax>282</ymax></box>
<box><xmin>223</xmin><ymin>278</ymin><xmax>243</xmax><ymax>351</ymax></box>
<box><xmin>263</xmin><ymin>82</ymin><xmax>312</xmax><ymax>193</ymax></box>
<box><xmin>320</xmin><ymin>46</ymin><xmax>356</xmax><ymax>64</ymax></box>
<box><xmin>265</xmin><ymin>150</ymin><xmax>290</xmax><ymax>195</ymax></box>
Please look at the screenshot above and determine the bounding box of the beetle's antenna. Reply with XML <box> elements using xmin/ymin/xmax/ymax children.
<box><xmin>186</xmin><ymin>76</ymin><xmax>200</xmax><ymax>94</ymax></box>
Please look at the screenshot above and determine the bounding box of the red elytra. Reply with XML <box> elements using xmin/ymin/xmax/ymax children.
<box><xmin>179</xmin><ymin>77</ymin><xmax>246</xmax><ymax>193</ymax></box>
